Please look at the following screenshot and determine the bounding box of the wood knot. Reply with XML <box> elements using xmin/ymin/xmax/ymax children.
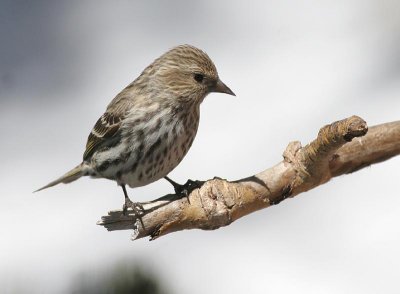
<box><xmin>343</xmin><ymin>116</ymin><xmax>368</xmax><ymax>142</ymax></box>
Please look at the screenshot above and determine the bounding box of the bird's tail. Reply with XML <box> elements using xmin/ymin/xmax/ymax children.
<box><xmin>34</xmin><ymin>163</ymin><xmax>88</xmax><ymax>192</ymax></box>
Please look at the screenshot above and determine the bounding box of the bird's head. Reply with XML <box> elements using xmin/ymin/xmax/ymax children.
<box><xmin>144</xmin><ymin>45</ymin><xmax>235</xmax><ymax>104</ymax></box>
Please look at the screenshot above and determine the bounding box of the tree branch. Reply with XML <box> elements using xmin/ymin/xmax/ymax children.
<box><xmin>97</xmin><ymin>116</ymin><xmax>400</xmax><ymax>241</ymax></box>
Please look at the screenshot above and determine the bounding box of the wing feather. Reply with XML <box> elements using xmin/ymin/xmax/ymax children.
<box><xmin>83</xmin><ymin>112</ymin><xmax>124</xmax><ymax>161</ymax></box>
<box><xmin>83</xmin><ymin>93</ymin><xmax>138</xmax><ymax>161</ymax></box>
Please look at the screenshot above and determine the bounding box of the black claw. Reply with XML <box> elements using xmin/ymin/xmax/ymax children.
<box><xmin>123</xmin><ymin>198</ymin><xmax>144</xmax><ymax>216</ymax></box>
<box><xmin>121</xmin><ymin>184</ymin><xmax>144</xmax><ymax>216</ymax></box>
<box><xmin>164</xmin><ymin>177</ymin><xmax>204</xmax><ymax>200</ymax></box>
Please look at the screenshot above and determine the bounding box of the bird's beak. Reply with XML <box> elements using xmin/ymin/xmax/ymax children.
<box><xmin>213</xmin><ymin>79</ymin><xmax>236</xmax><ymax>96</ymax></box>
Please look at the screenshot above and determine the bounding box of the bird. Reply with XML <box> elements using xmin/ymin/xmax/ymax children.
<box><xmin>35</xmin><ymin>44</ymin><xmax>235</xmax><ymax>213</ymax></box>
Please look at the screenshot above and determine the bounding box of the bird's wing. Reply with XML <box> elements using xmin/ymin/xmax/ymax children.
<box><xmin>83</xmin><ymin>111</ymin><xmax>125</xmax><ymax>161</ymax></box>
<box><xmin>83</xmin><ymin>99</ymin><xmax>132</xmax><ymax>160</ymax></box>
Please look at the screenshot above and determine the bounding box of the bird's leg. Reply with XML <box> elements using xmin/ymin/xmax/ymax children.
<box><xmin>121</xmin><ymin>185</ymin><xmax>143</xmax><ymax>216</ymax></box>
<box><xmin>164</xmin><ymin>176</ymin><xmax>181</xmax><ymax>193</ymax></box>
<box><xmin>164</xmin><ymin>176</ymin><xmax>204</xmax><ymax>199</ymax></box>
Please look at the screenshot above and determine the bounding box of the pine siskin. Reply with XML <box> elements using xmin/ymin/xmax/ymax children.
<box><xmin>36</xmin><ymin>44</ymin><xmax>235</xmax><ymax>213</ymax></box>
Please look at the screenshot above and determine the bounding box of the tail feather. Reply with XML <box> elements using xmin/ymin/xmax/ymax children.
<box><xmin>34</xmin><ymin>163</ymin><xmax>85</xmax><ymax>192</ymax></box>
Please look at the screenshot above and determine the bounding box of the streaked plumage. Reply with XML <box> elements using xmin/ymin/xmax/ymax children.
<box><xmin>36</xmin><ymin>44</ymin><xmax>235</xmax><ymax>211</ymax></box>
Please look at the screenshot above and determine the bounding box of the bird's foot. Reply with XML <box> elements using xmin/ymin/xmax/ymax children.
<box><xmin>175</xmin><ymin>179</ymin><xmax>204</xmax><ymax>197</ymax></box>
<box><xmin>165</xmin><ymin>177</ymin><xmax>204</xmax><ymax>200</ymax></box>
<box><xmin>122</xmin><ymin>198</ymin><xmax>144</xmax><ymax>216</ymax></box>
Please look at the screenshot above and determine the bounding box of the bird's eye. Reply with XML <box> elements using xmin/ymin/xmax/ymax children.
<box><xmin>193</xmin><ymin>73</ymin><xmax>204</xmax><ymax>83</ymax></box>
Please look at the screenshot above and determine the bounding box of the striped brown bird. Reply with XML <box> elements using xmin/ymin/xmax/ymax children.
<box><xmin>36</xmin><ymin>44</ymin><xmax>235</xmax><ymax>213</ymax></box>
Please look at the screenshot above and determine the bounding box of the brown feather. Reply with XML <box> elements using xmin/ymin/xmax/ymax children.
<box><xmin>83</xmin><ymin>92</ymin><xmax>139</xmax><ymax>161</ymax></box>
<box><xmin>83</xmin><ymin>112</ymin><xmax>124</xmax><ymax>161</ymax></box>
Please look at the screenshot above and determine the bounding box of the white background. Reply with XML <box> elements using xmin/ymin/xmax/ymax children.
<box><xmin>1</xmin><ymin>1</ymin><xmax>400</xmax><ymax>293</ymax></box>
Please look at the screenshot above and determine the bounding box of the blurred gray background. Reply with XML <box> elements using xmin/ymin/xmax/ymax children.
<box><xmin>1</xmin><ymin>0</ymin><xmax>400</xmax><ymax>293</ymax></box>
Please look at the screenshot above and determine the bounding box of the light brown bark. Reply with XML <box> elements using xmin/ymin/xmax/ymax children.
<box><xmin>97</xmin><ymin>116</ymin><xmax>400</xmax><ymax>241</ymax></box>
